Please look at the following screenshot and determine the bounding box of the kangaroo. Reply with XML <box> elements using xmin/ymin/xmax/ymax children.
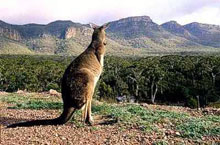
<box><xmin>7</xmin><ymin>23</ymin><xmax>109</xmax><ymax>128</ymax></box>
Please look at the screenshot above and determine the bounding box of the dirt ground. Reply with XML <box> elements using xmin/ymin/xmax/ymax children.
<box><xmin>1</xmin><ymin>108</ymin><xmax>154</xmax><ymax>145</ymax></box>
<box><xmin>0</xmin><ymin>93</ymin><xmax>220</xmax><ymax>145</ymax></box>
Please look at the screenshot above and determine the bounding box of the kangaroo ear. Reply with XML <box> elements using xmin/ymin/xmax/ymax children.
<box><xmin>101</xmin><ymin>23</ymin><xmax>110</xmax><ymax>30</ymax></box>
<box><xmin>89</xmin><ymin>23</ymin><xmax>99</xmax><ymax>30</ymax></box>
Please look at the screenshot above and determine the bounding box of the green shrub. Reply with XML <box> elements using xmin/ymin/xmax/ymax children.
<box><xmin>186</xmin><ymin>96</ymin><xmax>198</xmax><ymax>109</ymax></box>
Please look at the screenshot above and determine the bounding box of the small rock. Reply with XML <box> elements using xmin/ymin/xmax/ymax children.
<box><xmin>175</xmin><ymin>132</ymin><xmax>181</xmax><ymax>136</ymax></box>
<box><xmin>49</xmin><ymin>89</ymin><xmax>60</xmax><ymax>96</ymax></box>
<box><xmin>17</xmin><ymin>90</ymin><xmax>25</xmax><ymax>94</ymax></box>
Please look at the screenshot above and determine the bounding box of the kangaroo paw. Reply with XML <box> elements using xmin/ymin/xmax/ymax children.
<box><xmin>85</xmin><ymin>116</ymin><xmax>94</xmax><ymax>125</ymax></box>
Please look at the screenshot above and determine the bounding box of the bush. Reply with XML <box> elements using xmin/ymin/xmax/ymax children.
<box><xmin>186</xmin><ymin>96</ymin><xmax>198</xmax><ymax>109</ymax></box>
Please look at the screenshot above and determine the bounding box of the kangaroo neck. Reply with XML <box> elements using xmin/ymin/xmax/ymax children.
<box><xmin>88</xmin><ymin>40</ymin><xmax>106</xmax><ymax>66</ymax></box>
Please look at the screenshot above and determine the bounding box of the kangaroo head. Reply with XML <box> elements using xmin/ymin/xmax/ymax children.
<box><xmin>90</xmin><ymin>23</ymin><xmax>109</xmax><ymax>46</ymax></box>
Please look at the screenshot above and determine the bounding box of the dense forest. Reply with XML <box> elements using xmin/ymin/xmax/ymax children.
<box><xmin>0</xmin><ymin>55</ymin><xmax>219</xmax><ymax>108</ymax></box>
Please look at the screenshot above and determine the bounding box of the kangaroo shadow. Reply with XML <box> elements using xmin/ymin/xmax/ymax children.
<box><xmin>1</xmin><ymin>115</ymin><xmax>118</xmax><ymax>128</ymax></box>
<box><xmin>0</xmin><ymin>117</ymin><xmax>31</xmax><ymax>127</ymax></box>
<box><xmin>96</xmin><ymin>115</ymin><xmax>118</xmax><ymax>126</ymax></box>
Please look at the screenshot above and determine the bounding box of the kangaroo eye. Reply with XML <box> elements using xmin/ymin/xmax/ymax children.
<box><xmin>104</xmin><ymin>42</ymin><xmax>107</xmax><ymax>45</ymax></box>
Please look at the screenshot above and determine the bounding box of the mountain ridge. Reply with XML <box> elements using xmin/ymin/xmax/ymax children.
<box><xmin>0</xmin><ymin>16</ymin><xmax>220</xmax><ymax>56</ymax></box>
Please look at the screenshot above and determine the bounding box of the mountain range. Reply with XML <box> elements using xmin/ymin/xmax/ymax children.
<box><xmin>0</xmin><ymin>16</ymin><xmax>220</xmax><ymax>56</ymax></box>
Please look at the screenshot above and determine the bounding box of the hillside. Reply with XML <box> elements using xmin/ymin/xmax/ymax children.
<box><xmin>0</xmin><ymin>16</ymin><xmax>220</xmax><ymax>56</ymax></box>
<box><xmin>0</xmin><ymin>37</ymin><xmax>33</xmax><ymax>54</ymax></box>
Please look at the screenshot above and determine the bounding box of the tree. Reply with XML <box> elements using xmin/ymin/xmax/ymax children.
<box><xmin>141</xmin><ymin>57</ymin><xmax>167</xmax><ymax>104</ymax></box>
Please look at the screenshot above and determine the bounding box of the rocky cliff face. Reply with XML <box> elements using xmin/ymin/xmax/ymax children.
<box><xmin>0</xmin><ymin>20</ymin><xmax>90</xmax><ymax>40</ymax></box>
<box><xmin>64</xmin><ymin>27</ymin><xmax>77</xmax><ymax>39</ymax></box>
<box><xmin>64</xmin><ymin>26</ymin><xmax>92</xmax><ymax>39</ymax></box>
<box><xmin>184</xmin><ymin>22</ymin><xmax>220</xmax><ymax>47</ymax></box>
<box><xmin>107</xmin><ymin>16</ymin><xmax>190</xmax><ymax>48</ymax></box>
<box><xmin>107</xmin><ymin>16</ymin><xmax>162</xmax><ymax>39</ymax></box>
<box><xmin>0</xmin><ymin>27</ymin><xmax>21</xmax><ymax>41</ymax></box>
<box><xmin>0</xmin><ymin>20</ymin><xmax>22</xmax><ymax>41</ymax></box>
<box><xmin>114</xmin><ymin>16</ymin><xmax>153</xmax><ymax>25</ymax></box>
<box><xmin>161</xmin><ymin>21</ymin><xmax>194</xmax><ymax>39</ymax></box>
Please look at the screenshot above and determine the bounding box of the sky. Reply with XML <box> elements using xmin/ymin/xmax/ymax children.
<box><xmin>0</xmin><ymin>0</ymin><xmax>220</xmax><ymax>25</ymax></box>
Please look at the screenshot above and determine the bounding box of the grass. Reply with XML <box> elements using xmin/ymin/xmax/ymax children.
<box><xmin>8</xmin><ymin>101</ymin><xmax>62</xmax><ymax>109</ymax></box>
<box><xmin>1</xmin><ymin>93</ymin><xmax>220</xmax><ymax>139</ymax></box>
<box><xmin>176</xmin><ymin>117</ymin><xmax>220</xmax><ymax>138</ymax></box>
<box><xmin>0</xmin><ymin>93</ymin><xmax>61</xmax><ymax>109</ymax></box>
<box><xmin>153</xmin><ymin>141</ymin><xmax>169</xmax><ymax>145</ymax></box>
<box><xmin>92</xmin><ymin>103</ymin><xmax>188</xmax><ymax>132</ymax></box>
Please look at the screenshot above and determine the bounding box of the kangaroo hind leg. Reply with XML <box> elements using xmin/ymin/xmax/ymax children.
<box><xmin>85</xmin><ymin>97</ymin><xmax>94</xmax><ymax>125</ymax></box>
<box><xmin>81</xmin><ymin>103</ymin><xmax>88</xmax><ymax>122</ymax></box>
<box><xmin>81</xmin><ymin>92</ymin><xmax>94</xmax><ymax>125</ymax></box>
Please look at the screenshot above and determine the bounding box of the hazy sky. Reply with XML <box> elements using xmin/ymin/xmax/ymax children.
<box><xmin>0</xmin><ymin>0</ymin><xmax>220</xmax><ymax>25</ymax></box>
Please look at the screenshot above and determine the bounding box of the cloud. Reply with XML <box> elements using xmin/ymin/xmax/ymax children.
<box><xmin>174</xmin><ymin>6</ymin><xmax>220</xmax><ymax>25</ymax></box>
<box><xmin>0</xmin><ymin>0</ymin><xmax>220</xmax><ymax>25</ymax></box>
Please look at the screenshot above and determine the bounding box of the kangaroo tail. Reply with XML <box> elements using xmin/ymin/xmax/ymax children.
<box><xmin>7</xmin><ymin>107</ymin><xmax>76</xmax><ymax>128</ymax></box>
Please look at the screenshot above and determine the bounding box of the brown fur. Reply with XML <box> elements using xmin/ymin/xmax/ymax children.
<box><xmin>7</xmin><ymin>23</ymin><xmax>109</xmax><ymax>128</ymax></box>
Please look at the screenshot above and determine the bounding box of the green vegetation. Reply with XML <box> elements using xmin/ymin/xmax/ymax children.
<box><xmin>0</xmin><ymin>55</ymin><xmax>73</xmax><ymax>92</ymax></box>
<box><xmin>177</xmin><ymin>117</ymin><xmax>220</xmax><ymax>138</ymax></box>
<box><xmin>9</xmin><ymin>101</ymin><xmax>62</xmax><ymax>110</ymax></box>
<box><xmin>1</xmin><ymin>94</ymin><xmax>219</xmax><ymax>139</ymax></box>
<box><xmin>92</xmin><ymin>103</ymin><xmax>189</xmax><ymax>133</ymax></box>
<box><xmin>0</xmin><ymin>37</ymin><xmax>33</xmax><ymax>54</ymax></box>
<box><xmin>0</xmin><ymin>93</ymin><xmax>62</xmax><ymax>109</ymax></box>
<box><xmin>0</xmin><ymin>55</ymin><xmax>220</xmax><ymax>107</ymax></box>
<box><xmin>153</xmin><ymin>141</ymin><xmax>169</xmax><ymax>145</ymax></box>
